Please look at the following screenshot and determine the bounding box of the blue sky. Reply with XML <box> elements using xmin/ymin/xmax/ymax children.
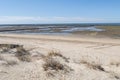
<box><xmin>0</xmin><ymin>0</ymin><xmax>120</xmax><ymax>24</ymax></box>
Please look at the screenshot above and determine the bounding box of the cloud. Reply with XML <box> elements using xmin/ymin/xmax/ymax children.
<box><xmin>0</xmin><ymin>16</ymin><xmax>119</xmax><ymax>24</ymax></box>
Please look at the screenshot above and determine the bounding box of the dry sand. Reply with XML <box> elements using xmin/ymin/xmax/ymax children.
<box><xmin>0</xmin><ymin>34</ymin><xmax>120</xmax><ymax>80</ymax></box>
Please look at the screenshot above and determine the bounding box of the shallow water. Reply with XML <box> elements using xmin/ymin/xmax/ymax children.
<box><xmin>0</xmin><ymin>25</ymin><xmax>104</xmax><ymax>35</ymax></box>
<box><xmin>0</xmin><ymin>24</ymin><xmax>120</xmax><ymax>39</ymax></box>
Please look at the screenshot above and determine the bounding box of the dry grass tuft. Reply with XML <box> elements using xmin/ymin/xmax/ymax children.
<box><xmin>80</xmin><ymin>60</ymin><xmax>105</xmax><ymax>71</ymax></box>
<box><xmin>43</xmin><ymin>57</ymin><xmax>71</xmax><ymax>77</ymax></box>
<box><xmin>0</xmin><ymin>44</ymin><xmax>22</xmax><ymax>53</ymax></box>
<box><xmin>89</xmin><ymin>63</ymin><xmax>104</xmax><ymax>71</ymax></box>
<box><xmin>43</xmin><ymin>57</ymin><xmax>64</xmax><ymax>71</ymax></box>
<box><xmin>47</xmin><ymin>50</ymin><xmax>69</xmax><ymax>62</ymax></box>
<box><xmin>42</xmin><ymin>50</ymin><xmax>72</xmax><ymax>77</ymax></box>
<box><xmin>110</xmin><ymin>61</ymin><xmax>120</xmax><ymax>67</ymax></box>
<box><xmin>110</xmin><ymin>72</ymin><xmax>120</xmax><ymax>80</ymax></box>
<box><xmin>15</xmin><ymin>46</ymin><xmax>31</xmax><ymax>62</ymax></box>
<box><xmin>114</xmin><ymin>75</ymin><xmax>120</xmax><ymax>79</ymax></box>
<box><xmin>0</xmin><ymin>44</ymin><xmax>32</xmax><ymax>62</ymax></box>
<box><xmin>47</xmin><ymin>50</ymin><xmax>63</xmax><ymax>57</ymax></box>
<box><xmin>0</xmin><ymin>44</ymin><xmax>21</xmax><ymax>49</ymax></box>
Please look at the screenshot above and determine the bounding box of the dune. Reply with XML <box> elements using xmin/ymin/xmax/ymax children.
<box><xmin>0</xmin><ymin>34</ymin><xmax>120</xmax><ymax>80</ymax></box>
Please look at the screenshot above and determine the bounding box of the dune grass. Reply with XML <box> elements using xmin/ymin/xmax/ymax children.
<box><xmin>15</xmin><ymin>46</ymin><xmax>31</xmax><ymax>62</ymax></box>
<box><xmin>42</xmin><ymin>51</ymin><xmax>72</xmax><ymax>77</ymax></box>
<box><xmin>0</xmin><ymin>44</ymin><xmax>22</xmax><ymax>52</ymax></box>
<box><xmin>80</xmin><ymin>60</ymin><xmax>105</xmax><ymax>71</ymax></box>
<box><xmin>0</xmin><ymin>44</ymin><xmax>31</xmax><ymax>62</ymax></box>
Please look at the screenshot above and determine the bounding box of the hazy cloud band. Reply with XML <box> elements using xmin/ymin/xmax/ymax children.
<box><xmin>0</xmin><ymin>16</ymin><xmax>119</xmax><ymax>24</ymax></box>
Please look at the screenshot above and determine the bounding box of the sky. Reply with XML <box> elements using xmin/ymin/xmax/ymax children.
<box><xmin>0</xmin><ymin>0</ymin><xmax>120</xmax><ymax>24</ymax></box>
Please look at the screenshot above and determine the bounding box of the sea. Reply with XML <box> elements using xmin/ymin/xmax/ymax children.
<box><xmin>0</xmin><ymin>23</ymin><xmax>120</xmax><ymax>36</ymax></box>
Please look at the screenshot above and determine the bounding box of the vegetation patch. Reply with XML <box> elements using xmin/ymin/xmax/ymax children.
<box><xmin>43</xmin><ymin>57</ymin><xmax>65</xmax><ymax>71</ymax></box>
<box><xmin>15</xmin><ymin>46</ymin><xmax>31</xmax><ymax>62</ymax></box>
<box><xmin>42</xmin><ymin>51</ymin><xmax>72</xmax><ymax>77</ymax></box>
<box><xmin>47</xmin><ymin>50</ymin><xmax>69</xmax><ymax>62</ymax></box>
<box><xmin>80</xmin><ymin>60</ymin><xmax>105</xmax><ymax>71</ymax></box>
<box><xmin>110</xmin><ymin>61</ymin><xmax>120</xmax><ymax>67</ymax></box>
<box><xmin>0</xmin><ymin>44</ymin><xmax>22</xmax><ymax>53</ymax></box>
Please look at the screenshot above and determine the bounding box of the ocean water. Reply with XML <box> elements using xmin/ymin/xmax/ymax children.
<box><xmin>0</xmin><ymin>24</ymin><xmax>120</xmax><ymax>38</ymax></box>
<box><xmin>0</xmin><ymin>24</ymin><xmax>105</xmax><ymax>35</ymax></box>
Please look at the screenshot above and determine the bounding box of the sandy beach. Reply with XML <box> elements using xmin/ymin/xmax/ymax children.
<box><xmin>0</xmin><ymin>34</ymin><xmax>120</xmax><ymax>80</ymax></box>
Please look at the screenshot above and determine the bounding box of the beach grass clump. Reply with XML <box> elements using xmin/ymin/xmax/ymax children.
<box><xmin>15</xmin><ymin>46</ymin><xmax>31</xmax><ymax>62</ymax></box>
<box><xmin>0</xmin><ymin>44</ymin><xmax>31</xmax><ymax>62</ymax></box>
<box><xmin>0</xmin><ymin>44</ymin><xmax>22</xmax><ymax>53</ymax></box>
<box><xmin>80</xmin><ymin>60</ymin><xmax>105</xmax><ymax>71</ymax></box>
<box><xmin>110</xmin><ymin>61</ymin><xmax>120</xmax><ymax>67</ymax></box>
<box><xmin>90</xmin><ymin>63</ymin><xmax>104</xmax><ymax>71</ymax></box>
<box><xmin>43</xmin><ymin>57</ymin><xmax>71</xmax><ymax>77</ymax></box>
<box><xmin>43</xmin><ymin>57</ymin><xmax>64</xmax><ymax>71</ymax></box>
<box><xmin>47</xmin><ymin>50</ymin><xmax>63</xmax><ymax>57</ymax></box>
<box><xmin>47</xmin><ymin>50</ymin><xmax>69</xmax><ymax>62</ymax></box>
<box><xmin>42</xmin><ymin>50</ymin><xmax>72</xmax><ymax>77</ymax></box>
